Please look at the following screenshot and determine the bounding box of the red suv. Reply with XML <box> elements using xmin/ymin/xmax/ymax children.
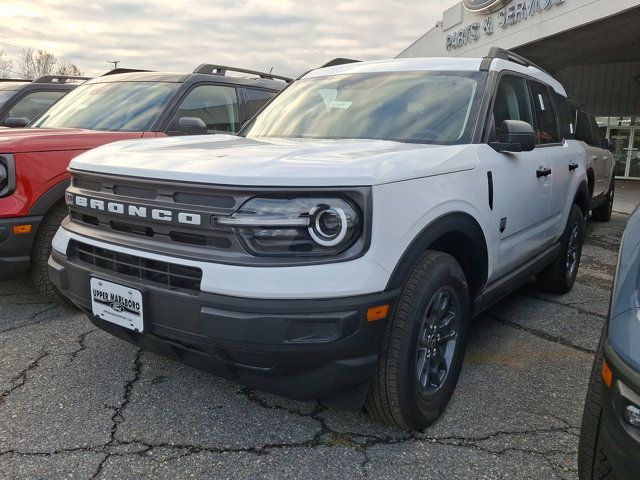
<box><xmin>0</xmin><ymin>65</ymin><xmax>290</xmax><ymax>300</ymax></box>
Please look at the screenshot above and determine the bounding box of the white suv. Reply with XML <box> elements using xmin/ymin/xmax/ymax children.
<box><xmin>49</xmin><ymin>49</ymin><xmax>589</xmax><ymax>430</ymax></box>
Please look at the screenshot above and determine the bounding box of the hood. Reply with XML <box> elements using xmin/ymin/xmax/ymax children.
<box><xmin>0</xmin><ymin>128</ymin><xmax>145</xmax><ymax>154</ymax></box>
<box><xmin>70</xmin><ymin>134</ymin><xmax>479</xmax><ymax>187</ymax></box>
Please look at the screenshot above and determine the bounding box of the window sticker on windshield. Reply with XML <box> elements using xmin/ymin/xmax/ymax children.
<box><xmin>327</xmin><ymin>100</ymin><xmax>352</xmax><ymax>109</ymax></box>
<box><xmin>318</xmin><ymin>89</ymin><xmax>351</xmax><ymax>111</ymax></box>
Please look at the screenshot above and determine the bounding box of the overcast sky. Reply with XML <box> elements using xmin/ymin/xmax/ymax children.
<box><xmin>0</xmin><ymin>0</ymin><xmax>453</xmax><ymax>78</ymax></box>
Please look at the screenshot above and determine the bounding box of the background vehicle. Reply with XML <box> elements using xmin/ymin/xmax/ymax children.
<box><xmin>578</xmin><ymin>206</ymin><xmax>640</xmax><ymax>479</ymax></box>
<box><xmin>0</xmin><ymin>65</ymin><xmax>290</xmax><ymax>300</ymax></box>
<box><xmin>0</xmin><ymin>75</ymin><xmax>88</xmax><ymax>127</ymax></box>
<box><xmin>49</xmin><ymin>49</ymin><xmax>589</xmax><ymax>430</ymax></box>
<box><xmin>570</xmin><ymin>99</ymin><xmax>615</xmax><ymax>221</ymax></box>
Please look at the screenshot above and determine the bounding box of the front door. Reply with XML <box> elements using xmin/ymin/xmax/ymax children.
<box><xmin>486</xmin><ymin>74</ymin><xmax>552</xmax><ymax>281</ymax></box>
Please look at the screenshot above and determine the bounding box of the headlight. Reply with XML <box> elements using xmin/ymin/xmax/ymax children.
<box><xmin>215</xmin><ymin>196</ymin><xmax>362</xmax><ymax>256</ymax></box>
<box><xmin>0</xmin><ymin>154</ymin><xmax>15</xmax><ymax>197</ymax></box>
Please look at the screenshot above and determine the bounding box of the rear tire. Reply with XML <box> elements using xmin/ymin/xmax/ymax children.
<box><xmin>536</xmin><ymin>203</ymin><xmax>584</xmax><ymax>294</ymax></box>
<box><xmin>591</xmin><ymin>180</ymin><xmax>614</xmax><ymax>222</ymax></box>
<box><xmin>30</xmin><ymin>202</ymin><xmax>68</xmax><ymax>303</ymax></box>
<box><xmin>366</xmin><ymin>250</ymin><xmax>470</xmax><ymax>430</ymax></box>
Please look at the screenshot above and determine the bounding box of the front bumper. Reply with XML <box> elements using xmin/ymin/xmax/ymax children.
<box><xmin>0</xmin><ymin>216</ymin><xmax>42</xmax><ymax>279</ymax></box>
<box><xmin>598</xmin><ymin>340</ymin><xmax>640</xmax><ymax>475</ymax></box>
<box><xmin>48</xmin><ymin>249</ymin><xmax>399</xmax><ymax>409</ymax></box>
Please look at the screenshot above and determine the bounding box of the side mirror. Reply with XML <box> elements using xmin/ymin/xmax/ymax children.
<box><xmin>3</xmin><ymin>117</ymin><xmax>30</xmax><ymax>128</ymax></box>
<box><xmin>490</xmin><ymin>120</ymin><xmax>536</xmax><ymax>153</ymax></box>
<box><xmin>178</xmin><ymin>117</ymin><xmax>208</xmax><ymax>135</ymax></box>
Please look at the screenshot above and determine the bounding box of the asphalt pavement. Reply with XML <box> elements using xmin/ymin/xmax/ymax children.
<box><xmin>0</xmin><ymin>190</ymin><xmax>636</xmax><ymax>479</ymax></box>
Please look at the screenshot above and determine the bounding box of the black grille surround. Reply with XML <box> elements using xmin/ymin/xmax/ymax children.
<box><xmin>70</xmin><ymin>240</ymin><xmax>202</xmax><ymax>293</ymax></box>
<box><xmin>66</xmin><ymin>170</ymin><xmax>372</xmax><ymax>267</ymax></box>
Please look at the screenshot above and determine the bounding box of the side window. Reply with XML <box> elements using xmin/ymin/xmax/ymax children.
<box><xmin>588</xmin><ymin>114</ymin><xmax>603</xmax><ymax>146</ymax></box>
<box><xmin>554</xmin><ymin>93</ymin><xmax>572</xmax><ymax>140</ymax></box>
<box><xmin>528</xmin><ymin>81</ymin><xmax>560</xmax><ymax>144</ymax></box>
<box><xmin>575</xmin><ymin>110</ymin><xmax>595</xmax><ymax>146</ymax></box>
<box><xmin>491</xmin><ymin>75</ymin><xmax>532</xmax><ymax>139</ymax></box>
<box><xmin>243</xmin><ymin>88</ymin><xmax>276</xmax><ymax>120</ymax></box>
<box><xmin>168</xmin><ymin>85</ymin><xmax>239</xmax><ymax>134</ymax></box>
<box><xmin>7</xmin><ymin>90</ymin><xmax>66</xmax><ymax>121</ymax></box>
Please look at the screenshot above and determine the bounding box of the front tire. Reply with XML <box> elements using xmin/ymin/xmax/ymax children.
<box><xmin>536</xmin><ymin>203</ymin><xmax>584</xmax><ymax>294</ymax></box>
<box><xmin>577</xmin><ymin>329</ymin><xmax>618</xmax><ymax>479</ymax></box>
<box><xmin>366</xmin><ymin>250</ymin><xmax>470</xmax><ymax>430</ymax></box>
<box><xmin>30</xmin><ymin>202</ymin><xmax>68</xmax><ymax>303</ymax></box>
<box><xmin>591</xmin><ymin>179</ymin><xmax>614</xmax><ymax>222</ymax></box>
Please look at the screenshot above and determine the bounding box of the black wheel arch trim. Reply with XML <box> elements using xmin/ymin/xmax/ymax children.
<box><xmin>385</xmin><ymin>211</ymin><xmax>489</xmax><ymax>300</ymax></box>
<box><xmin>28</xmin><ymin>178</ymin><xmax>70</xmax><ymax>216</ymax></box>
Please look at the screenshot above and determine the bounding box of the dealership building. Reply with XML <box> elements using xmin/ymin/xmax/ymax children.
<box><xmin>398</xmin><ymin>0</ymin><xmax>640</xmax><ymax>179</ymax></box>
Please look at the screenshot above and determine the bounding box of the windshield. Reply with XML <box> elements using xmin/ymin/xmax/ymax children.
<box><xmin>242</xmin><ymin>71</ymin><xmax>484</xmax><ymax>144</ymax></box>
<box><xmin>31</xmin><ymin>81</ymin><xmax>179</xmax><ymax>131</ymax></box>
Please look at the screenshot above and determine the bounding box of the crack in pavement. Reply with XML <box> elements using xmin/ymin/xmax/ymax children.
<box><xmin>0</xmin><ymin>350</ymin><xmax>49</xmax><ymax>404</ymax></box>
<box><xmin>516</xmin><ymin>292</ymin><xmax>607</xmax><ymax>319</ymax></box>
<box><xmin>90</xmin><ymin>348</ymin><xmax>142</xmax><ymax>479</ymax></box>
<box><xmin>484</xmin><ymin>312</ymin><xmax>596</xmax><ymax>355</ymax></box>
<box><xmin>69</xmin><ymin>329</ymin><xmax>100</xmax><ymax>361</ymax></box>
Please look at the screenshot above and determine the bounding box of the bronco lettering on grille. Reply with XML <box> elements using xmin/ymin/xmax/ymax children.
<box><xmin>70</xmin><ymin>194</ymin><xmax>202</xmax><ymax>226</ymax></box>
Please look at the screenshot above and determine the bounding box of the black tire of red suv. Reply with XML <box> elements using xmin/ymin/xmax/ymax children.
<box><xmin>30</xmin><ymin>202</ymin><xmax>69</xmax><ymax>303</ymax></box>
<box><xmin>591</xmin><ymin>179</ymin><xmax>614</xmax><ymax>222</ymax></box>
<box><xmin>366</xmin><ymin>250</ymin><xmax>470</xmax><ymax>430</ymax></box>
<box><xmin>577</xmin><ymin>328</ymin><xmax>619</xmax><ymax>480</ymax></box>
<box><xmin>535</xmin><ymin>203</ymin><xmax>585</xmax><ymax>294</ymax></box>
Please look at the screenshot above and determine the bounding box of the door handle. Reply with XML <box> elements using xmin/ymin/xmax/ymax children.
<box><xmin>536</xmin><ymin>167</ymin><xmax>552</xmax><ymax>178</ymax></box>
<box><xmin>569</xmin><ymin>162</ymin><xmax>579</xmax><ymax>171</ymax></box>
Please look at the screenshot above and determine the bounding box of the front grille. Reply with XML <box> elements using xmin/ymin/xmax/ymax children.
<box><xmin>71</xmin><ymin>241</ymin><xmax>202</xmax><ymax>293</ymax></box>
<box><xmin>113</xmin><ymin>185</ymin><xmax>157</xmax><ymax>200</ymax></box>
<box><xmin>173</xmin><ymin>192</ymin><xmax>235</xmax><ymax>208</ymax></box>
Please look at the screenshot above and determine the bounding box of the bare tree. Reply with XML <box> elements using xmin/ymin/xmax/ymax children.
<box><xmin>56</xmin><ymin>60</ymin><xmax>83</xmax><ymax>77</ymax></box>
<box><xmin>17</xmin><ymin>48</ymin><xmax>57</xmax><ymax>79</ymax></box>
<box><xmin>0</xmin><ymin>49</ymin><xmax>13</xmax><ymax>78</ymax></box>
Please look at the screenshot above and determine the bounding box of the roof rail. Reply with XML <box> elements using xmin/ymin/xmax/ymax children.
<box><xmin>33</xmin><ymin>75</ymin><xmax>90</xmax><ymax>84</ymax></box>
<box><xmin>0</xmin><ymin>78</ymin><xmax>30</xmax><ymax>82</ymax></box>
<box><xmin>480</xmin><ymin>47</ymin><xmax>551</xmax><ymax>76</ymax></box>
<box><xmin>101</xmin><ymin>68</ymin><xmax>152</xmax><ymax>77</ymax></box>
<box><xmin>319</xmin><ymin>58</ymin><xmax>361</xmax><ymax>69</ymax></box>
<box><xmin>192</xmin><ymin>64</ymin><xmax>292</xmax><ymax>83</ymax></box>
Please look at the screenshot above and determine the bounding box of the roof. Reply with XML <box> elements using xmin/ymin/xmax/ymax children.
<box><xmin>304</xmin><ymin>57</ymin><xmax>484</xmax><ymax>78</ymax></box>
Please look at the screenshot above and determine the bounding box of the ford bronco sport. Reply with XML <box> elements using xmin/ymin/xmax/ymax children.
<box><xmin>50</xmin><ymin>49</ymin><xmax>590</xmax><ymax>430</ymax></box>
<box><xmin>0</xmin><ymin>65</ymin><xmax>289</xmax><ymax>300</ymax></box>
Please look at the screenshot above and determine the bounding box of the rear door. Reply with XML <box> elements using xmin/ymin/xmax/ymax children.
<box><xmin>527</xmin><ymin>80</ymin><xmax>574</xmax><ymax>243</ymax></box>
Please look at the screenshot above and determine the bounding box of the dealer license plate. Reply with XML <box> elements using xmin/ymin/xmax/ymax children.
<box><xmin>90</xmin><ymin>278</ymin><xmax>144</xmax><ymax>332</ymax></box>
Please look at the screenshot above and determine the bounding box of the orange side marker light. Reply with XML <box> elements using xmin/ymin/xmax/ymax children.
<box><xmin>602</xmin><ymin>359</ymin><xmax>613</xmax><ymax>388</ymax></box>
<box><xmin>367</xmin><ymin>304</ymin><xmax>390</xmax><ymax>322</ymax></box>
<box><xmin>12</xmin><ymin>224</ymin><xmax>32</xmax><ymax>235</ymax></box>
